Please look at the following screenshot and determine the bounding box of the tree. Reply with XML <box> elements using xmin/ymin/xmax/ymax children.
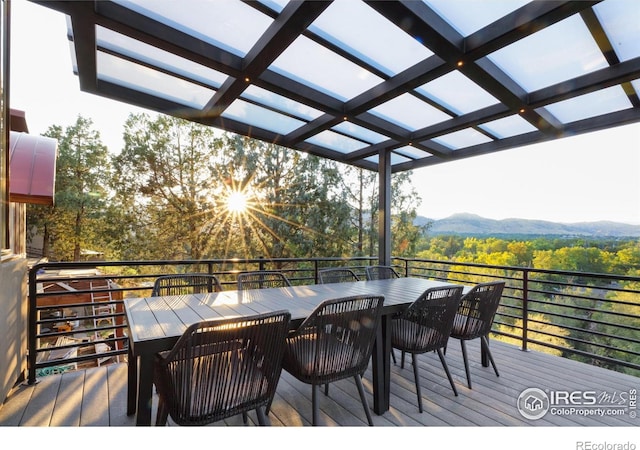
<box><xmin>112</xmin><ymin>116</ymin><xmax>358</xmax><ymax>261</ymax></box>
<box><xmin>339</xmin><ymin>165</ymin><xmax>425</xmax><ymax>257</ymax></box>
<box><xmin>213</xmin><ymin>135</ymin><xmax>355</xmax><ymax>259</ymax></box>
<box><xmin>112</xmin><ymin>113</ymin><xmax>224</xmax><ymax>260</ymax></box>
<box><xmin>28</xmin><ymin>116</ymin><xmax>110</xmax><ymax>261</ymax></box>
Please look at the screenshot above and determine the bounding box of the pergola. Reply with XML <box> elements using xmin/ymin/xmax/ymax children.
<box><xmin>33</xmin><ymin>0</ymin><xmax>640</xmax><ymax>264</ymax></box>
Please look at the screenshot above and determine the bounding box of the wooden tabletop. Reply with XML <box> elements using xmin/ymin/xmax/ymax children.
<box><xmin>125</xmin><ymin>277</ymin><xmax>463</xmax><ymax>343</ymax></box>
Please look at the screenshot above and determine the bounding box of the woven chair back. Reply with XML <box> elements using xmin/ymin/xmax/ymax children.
<box><xmin>152</xmin><ymin>273</ymin><xmax>222</xmax><ymax>296</ymax></box>
<box><xmin>451</xmin><ymin>281</ymin><xmax>505</xmax><ymax>340</ymax></box>
<box><xmin>391</xmin><ymin>285</ymin><xmax>463</xmax><ymax>353</ymax></box>
<box><xmin>283</xmin><ymin>295</ymin><xmax>384</xmax><ymax>385</ymax></box>
<box><xmin>365</xmin><ymin>265</ymin><xmax>400</xmax><ymax>280</ymax></box>
<box><xmin>153</xmin><ymin>310</ymin><xmax>291</xmax><ymax>426</ymax></box>
<box><xmin>237</xmin><ymin>271</ymin><xmax>292</xmax><ymax>290</ymax></box>
<box><xmin>318</xmin><ymin>268</ymin><xmax>360</xmax><ymax>284</ymax></box>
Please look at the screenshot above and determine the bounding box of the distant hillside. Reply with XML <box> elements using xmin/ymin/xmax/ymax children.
<box><xmin>415</xmin><ymin>213</ymin><xmax>640</xmax><ymax>237</ymax></box>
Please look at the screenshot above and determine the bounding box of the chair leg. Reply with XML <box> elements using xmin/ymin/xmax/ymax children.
<box><xmin>312</xmin><ymin>384</ymin><xmax>319</xmax><ymax>426</ymax></box>
<box><xmin>391</xmin><ymin>349</ymin><xmax>397</xmax><ymax>365</ymax></box>
<box><xmin>411</xmin><ymin>353</ymin><xmax>423</xmax><ymax>413</ymax></box>
<box><xmin>242</xmin><ymin>412</ymin><xmax>248</xmax><ymax>424</ymax></box>
<box><xmin>353</xmin><ymin>374</ymin><xmax>374</xmax><ymax>426</ymax></box>
<box><xmin>481</xmin><ymin>335</ymin><xmax>500</xmax><ymax>377</ymax></box>
<box><xmin>460</xmin><ymin>340</ymin><xmax>472</xmax><ymax>389</ymax></box>
<box><xmin>155</xmin><ymin>398</ymin><xmax>169</xmax><ymax>426</ymax></box>
<box><xmin>255</xmin><ymin>406</ymin><xmax>269</xmax><ymax>426</ymax></box>
<box><xmin>400</xmin><ymin>350</ymin><xmax>406</xmax><ymax>369</ymax></box>
<box><xmin>436</xmin><ymin>347</ymin><xmax>458</xmax><ymax>396</ymax></box>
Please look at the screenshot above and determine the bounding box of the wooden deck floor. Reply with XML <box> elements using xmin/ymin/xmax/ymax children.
<box><xmin>1</xmin><ymin>339</ymin><xmax>638</xmax><ymax>432</ymax></box>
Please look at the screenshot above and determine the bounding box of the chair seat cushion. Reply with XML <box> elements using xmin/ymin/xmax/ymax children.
<box><xmin>391</xmin><ymin>318</ymin><xmax>443</xmax><ymax>353</ymax></box>
<box><xmin>283</xmin><ymin>335</ymin><xmax>364</xmax><ymax>384</ymax></box>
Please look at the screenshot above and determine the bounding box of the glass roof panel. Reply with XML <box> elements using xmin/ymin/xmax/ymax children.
<box><xmin>487</xmin><ymin>14</ymin><xmax>609</xmax><ymax>92</ymax></box>
<box><xmin>96</xmin><ymin>51</ymin><xmax>215</xmax><ymax>109</ymax></box>
<box><xmin>269</xmin><ymin>35</ymin><xmax>384</xmax><ymax>101</ymax></box>
<box><xmin>222</xmin><ymin>99</ymin><xmax>305</xmax><ymax>135</ymax></box>
<box><xmin>539</xmin><ymin>85</ymin><xmax>632</xmax><ymax>123</ymax></box>
<box><xmin>394</xmin><ymin>145</ymin><xmax>432</xmax><ymax>159</ymax></box>
<box><xmin>113</xmin><ymin>0</ymin><xmax>272</xmax><ymax>57</ymax></box>
<box><xmin>479</xmin><ymin>115</ymin><xmax>538</xmax><ymax>138</ymax></box>
<box><xmin>416</xmin><ymin>70</ymin><xmax>500</xmax><ymax>115</ymax></box>
<box><xmin>308</xmin><ymin>0</ymin><xmax>433</xmax><ymax>76</ymax></box>
<box><xmin>96</xmin><ymin>26</ymin><xmax>228</xmax><ymax>89</ymax></box>
<box><xmin>594</xmin><ymin>0</ymin><xmax>640</xmax><ymax>62</ymax></box>
<box><xmin>305</xmin><ymin>130</ymin><xmax>368</xmax><ymax>153</ymax></box>
<box><xmin>424</xmin><ymin>0</ymin><xmax>530</xmax><ymax>37</ymax></box>
<box><xmin>242</xmin><ymin>85</ymin><xmax>324</xmax><ymax>121</ymax></box>
<box><xmin>365</xmin><ymin>153</ymin><xmax>412</xmax><ymax>165</ymax></box>
<box><xmin>331</xmin><ymin>121</ymin><xmax>389</xmax><ymax>144</ymax></box>
<box><xmin>369</xmin><ymin>93</ymin><xmax>452</xmax><ymax>131</ymax></box>
<box><xmin>432</xmin><ymin>128</ymin><xmax>493</xmax><ymax>150</ymax></box>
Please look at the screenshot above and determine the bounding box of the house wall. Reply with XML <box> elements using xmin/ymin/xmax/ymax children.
<box><xmin>0</xmin><ymin>258</ymin><xmax>28</xmax><ymax>403</ymax></box>
<box><xmin>9</xmin><ymin>203</ymin><xmax>26</xmax><ymax>256</ymax></box>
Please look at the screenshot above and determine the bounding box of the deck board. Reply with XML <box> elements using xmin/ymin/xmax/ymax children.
<box><xmin>1</xmin><ymin>339</ymin><xmax>638</xmax><ymax>430</ymax></box>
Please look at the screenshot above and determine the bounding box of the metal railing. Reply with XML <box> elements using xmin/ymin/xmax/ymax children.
<box><xmin>26</xmin><ymin>256</ymin><xmax>640</xmax><ymax>384</ymax></box>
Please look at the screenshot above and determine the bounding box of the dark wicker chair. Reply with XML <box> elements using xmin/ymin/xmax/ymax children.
<box><xmin>318</xmin><ymin>268</ymin><xmax>360</xmax><ymax>284</ymax></box>
<box><xmin>391</xmin><ymin>285</ymin><xmax>464</xmax><ymax>412</ymax></box>
<box><xmin>282</xmin><ymin>295</ymin><xmax>384</xmax><ymax>426</ymax></box>
<box><xmin>449</xmin><ymin>281</ymin><xmax>506</xmax><ymax>388</ymax></box>
<box><xmin>365</xmin><ymin>265</ymin><xmax>400</xmax><ymax>280</ymax></box>
<box><xmin>151</xmin><ymin>273</ymin><xmax>222</xmax><ymax>296</ymax></box>
<box><xmin>153</xmin><ymin>310</ymin><xmax>291</xmax><ymax>426</ymax></box>
<box><xmin>237</xmin><ymin>271</ymin><xmax>292</xmax><ymax>290</ymax></box>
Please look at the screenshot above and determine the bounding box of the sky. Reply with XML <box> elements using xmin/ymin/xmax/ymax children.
<box><xmin>9</xmin><ymin>1</ymin><xmax>640</xmax><ymax>226</ymax></box>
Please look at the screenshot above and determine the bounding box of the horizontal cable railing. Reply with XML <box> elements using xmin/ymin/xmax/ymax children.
<box><xmin>27</xmin><ymin>257</ymin><xmax>640</xmax><ymax>384</ymax></box>
<box><xmin>396</xmin><ymin>257</ymin><xmax>640</xmax><ymax>377</ymax></box>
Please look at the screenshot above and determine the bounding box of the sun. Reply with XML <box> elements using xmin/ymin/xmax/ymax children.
<box><xmin>226</xmin><ymin>190</ymin><xmax>249</xmax><ymax>214</ymax></box>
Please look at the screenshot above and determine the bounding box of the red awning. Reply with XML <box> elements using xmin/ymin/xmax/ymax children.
<box><xmin>10</xmin><ymin>108</ymin><xmax>29</xmax><ymax>133</ymax></box>
<box><xmin>9</xmin><ymin>131</ymin><xmax>57</xmax><ymax>205</ymax></box>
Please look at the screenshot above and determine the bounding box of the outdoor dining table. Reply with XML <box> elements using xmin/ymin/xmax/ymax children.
<box><xmin>124</xmin><ymin>276</ymin><xmax>470</xmax><ymax>426</ymax></box>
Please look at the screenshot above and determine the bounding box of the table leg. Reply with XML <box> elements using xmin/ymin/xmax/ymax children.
<box><xmin>136</xmin><ymin>352</ymin><xmax>155</xmax><ymax>426</ymax></box>
<box><xmin>371</xmin><ymin>314</ymin><xmax>391</xmax><ymax>414</ymax></box>
<box><xmin>126</xmin><ymin>344</ymin><xmax>137</xmax><ymax>415</ymax></box>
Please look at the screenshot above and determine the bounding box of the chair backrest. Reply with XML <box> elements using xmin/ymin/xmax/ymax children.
<box><xmin>152</xmin><ymin>273</ymin><xmax>222</xmax><ymax>296</ymax></box>
<box><xmin>451</xmin><ymin>281</ymin><xmax>505</xmax><ymax>340</ymax></box>
<box><xmin>365</xmin><ymin>265</ymin><xmax>400</xmax><ymax>280</ymax></box>
<box><xmin>283</xmin><ymin>295</ymin><xmax>384</xmax><ymax>384</ymax></box>
<box><xmin>318</xmin><ymin>268</ymin><xmax>360</xmax><ymax>284</ymax></box>
<box><xmin>153</xmin><ymin>310</ymin><xmax>291</xmax><ymax>426</ymax></box>
<box><xmin>237</xmin><ymin>271</ymin><xmax>292</xmax><ymax>290</ymax></box>
<box><xmin>393</xmin><ymin>285</ymin><xmax>463</xmax><ymax>352</ymax></box>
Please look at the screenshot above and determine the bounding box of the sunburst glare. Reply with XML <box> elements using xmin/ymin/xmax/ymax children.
<box><xmin>226</xmin><ymin>190</ymin><xmax>249</xmax><ymax>214</ymax></box>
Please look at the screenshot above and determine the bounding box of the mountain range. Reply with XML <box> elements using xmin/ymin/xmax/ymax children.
<box><xmin>414</xmin><ymin>213</ymin><xmax>640</xmax><ymax>237</ymax></box>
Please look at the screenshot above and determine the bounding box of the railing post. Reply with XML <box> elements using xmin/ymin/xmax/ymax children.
<box><xmin>522</xmin><ymin>269</ymin><xmax>529</xmax><ymax>352</ymax></box>
<box><xmin>27</xmin><ymin>265</ymin><xmax>39</xmax><ymax>384</ymax></box>
<box><xmin>258</xmin><ymin>256</ymin><xmax>265</xmax><ymax>271</ymax></box>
